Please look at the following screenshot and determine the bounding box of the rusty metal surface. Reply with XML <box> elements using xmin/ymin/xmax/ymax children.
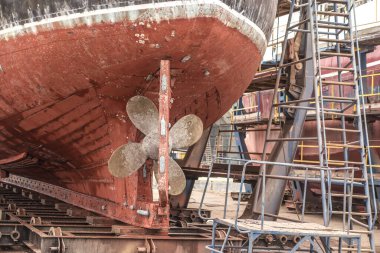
<box><xmin>0</xmin><ymin>0</ymin><xmax>278</xmax><ymax>230</ymax></box>
<box><xmin>0</xmin><ymin>16</ymin><xmax>265</xmax><ymax>228</ymax></box>
<box><xmin>0</xmin><ymin>181</ymin><xmax>238</xmax><ymax>253</ymax></box>
<box><xmin>157</xmin><ymin>60</ymin><xmax>170</xmax><ymax>212</ymax></box>
<box><xmin>2</xmin><ymin>175</ymin><xmax>167</xmax><ymax>229</ymax></box>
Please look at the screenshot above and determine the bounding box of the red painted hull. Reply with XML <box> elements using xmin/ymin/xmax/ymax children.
<box><xmin>0</xmin><ymin>0</ymin><xmax>279</xmax><ymax>227</ymax></box>
<box><xmin>0</xmin><ymin>17</ymin><xmax>263</xmax><ymax>209</ymax></box>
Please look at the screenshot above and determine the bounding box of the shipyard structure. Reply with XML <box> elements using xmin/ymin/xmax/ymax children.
<box><xmin>0</xmin><ymin>0</ymin><xmax>379</xmax><ymax>252</ymax></box>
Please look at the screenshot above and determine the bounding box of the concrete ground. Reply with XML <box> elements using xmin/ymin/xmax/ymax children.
<box><xmin>188</xmin><ymin>187</ymin><xmax>380</xmax><ymax>251</ymax></box>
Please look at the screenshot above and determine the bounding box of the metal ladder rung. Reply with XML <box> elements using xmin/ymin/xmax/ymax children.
<box><xmin>287</xmin><ymin>18</ymin><xmax>310</xmax><ymax>31</ymax></box>
<box><xmin>331</xmin><ymin>211</ymin><xmax>370</xmax><ymax>216</ymax></box>
<box><xmin>322</xmin><ymin>111</ymin><xmax>357</xmax><ymax>117</ymax></box>
<box><xmin>289</xmin><ymin>28</ymin><xmax>311</xmax><ymax>33</ymax></box>
<box><xmin>266</xmin><ymin>137</ymin><xmax>318</xmax><ymax>142</ymax></box>
<box><xmin>327</xmin><ymin>159</ymin><xmax>365</xmax><ymax>165</ymax></box>
<box><xmin>320</xmin><ymin>52</ymin><xmax>353</xmax><ymax>57</ymax></box>
<box><xmin>331</xmin><ymin>247</ymin><xmax>373</xmax><ymax>252</ymax></box>
<box><xmin>330</xmin><ymin>176</ymin><xmax>366</xmax><ymax>182</ymax></box>
<box><xmin>317</xmin><ymin>20</ymin><xmax>349</xmax><ymax>26</ymax></box>
<box><xmin>349</xmin><ymin>230</ymin><xmax>373</xmax><ymax>235</ymax></box>
<box><xmin>327</xmin><ymin>143</ymin><xmax>362</xmax><ymax>149</ymax></box>
<box><xmin>325</xmin><ymin>127</ymin><xmax>360</xmax><ymax>133</ymax></box>
<box><xmin>318</xmin><ymin>24</ymin><xmax>350</xmax><ymax>30</ymax></box>
<box><xmin>272</xmin><ymin>98</ymin><xmax>315</xmax><ymax>106</ymax></box>
<box><xmin>321</xmin><ymin>66</ymin><xmax>354</xmax><ymax>72</ymax></box>
<box><xmin>279</xmin><ymin>57</ymin><xmax>313</xmax><ymax>68</ymax></box>
<box><xmin>317</xmin><ymin>11</ymin><xmax>350</xmax><ymax>17</ymax></box>
<box><xmin>321</xmin><ymin>80</ymin><xmax>356</xmax><ymax>86</ymax></box>
<box><xmin>319</xmin><ymin>38</ymin><xmax>351</xmax><ymax>43</ymax></box>
<box><xmin>318</xmin><ymin>0</ymin><xmax>348</xmax><ymax>4</ymax></box>
<box><xmin>277</xmin><ymin>105</ymin><xmax>315</xmax><ymax>110</ymax></box>
<box><xmin>323</xmin><ymin>96</ymin><xmax>356</xmax><ymax>101</ymax></box>
<box><xmin>330</xmin><ymin>193</ymin><xmax>368</xmax><ymax>199</ymax></box>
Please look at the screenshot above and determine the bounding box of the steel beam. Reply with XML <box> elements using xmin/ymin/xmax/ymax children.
<box><xmin>0</xmin><ymin>181</ymin><xmax>230</xmax><ymax>253</ymax></box>
<box><xmin>243</xmin><ymin>11</ymin><xmax>314</xmax><ymax>219</ymax></box>
<box><xmin>2</xmin><ymin>175</ymin><xmax>167</xmax><ymax>229</ymax></box>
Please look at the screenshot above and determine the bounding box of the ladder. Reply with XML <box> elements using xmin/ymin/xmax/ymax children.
<box><xmin>259</xmin><ymin>0</ymin><xmax>377</xmax><ymax>251</ymax></box>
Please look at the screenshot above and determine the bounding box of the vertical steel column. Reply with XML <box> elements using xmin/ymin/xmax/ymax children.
<box><xmin>246</xmin><ymin>1</ymin><xmax>316</xmax><ymax>220</ymax></box>
<box><xmin>158</xmin><ymin>60</ymin><xmax>171</xmax><ymax>209</ymax></box>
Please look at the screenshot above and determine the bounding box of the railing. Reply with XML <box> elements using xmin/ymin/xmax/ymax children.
<box><xmin>198</xmin><ymin>157</ymin><xmax>360</xmax><ymax>233</ymax></box>
<box><xmin>295</xmin><ymin>141</ymin><xmax>380</xmax><ymax>168</ymax></box>
<box><xmin>361</xmin><ymin>72</ymin><xmax>380</xmax><ymax>100</ymax></box>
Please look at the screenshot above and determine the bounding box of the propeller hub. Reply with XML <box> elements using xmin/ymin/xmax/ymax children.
<box><xmin>142</xmin><ymin>132</ymin><xmax>172</xmax><ymax>160</ymax></box>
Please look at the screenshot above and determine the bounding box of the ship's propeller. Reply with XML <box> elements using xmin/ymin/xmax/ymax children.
<box><xmin>108</xmin><ymin>96</ymin><xmax>203</xmax><ymax>195</ymax></box>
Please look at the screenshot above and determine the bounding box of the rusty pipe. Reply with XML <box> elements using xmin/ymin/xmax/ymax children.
<box><xmin>265</xmin><ymin>234</ymin><xmax>274</xmax><ymax>244</ymax></box>
<box><xmin>293</xmin><ymin>235</ymin><xmax>301</xmax><ymax>244</ymax></box>
<box><xmin>277</xmin><ymin>235</ymin><xmax>288</xmax><ymax>245</ymax></box>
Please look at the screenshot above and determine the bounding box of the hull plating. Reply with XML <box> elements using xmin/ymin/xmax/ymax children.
<box><xmin>0</xmin><ymin>0</ymin><xmax>277</xmax><ymax>214</ymax></box>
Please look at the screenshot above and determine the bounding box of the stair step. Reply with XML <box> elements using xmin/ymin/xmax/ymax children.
<box><xmin>321</xmin><ymin>66</ymin><xmax>354</xmax><ymax>72</ymax></box>
<box><xmin>320</xmin><ymin>52</ymin><xmax>353</xmax><ymax>57</ymax></box>
<box><xmin>317</xmin><ymin>11</ymin><xmax>350</xmax><ymax>17</ymax></box>
<box><xmin>319</xmin><ymin>38</ymin><xmax>351</xmax><ymax>43</ymax></box>
<box><xmin>322</xmin><ymin>80</ymin><xmax>356</xmax><ymax>86</ymax></box>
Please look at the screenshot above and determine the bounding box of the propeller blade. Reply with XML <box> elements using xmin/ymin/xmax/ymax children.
<box><xmin>153</xmin><ymin>158</ymin><xmax>186</xmax><ymax>196</ymax></box>
<box><xmin>126</xmin><ymin>96</ymin><xmax>159</xmax><ymax>136</ymax></box>
<box><xmin>168</xmin><ymin>158</ymin><xmax>187</xmax><ymax>195</ymax></box>
<box><xmin>170</xmin><ymin>114</ymin><xmax>203</xmax><ymax>149</ymax></box>
<box><xmin>108</xmin><ymin>142</ymin><xmax>147</xmax><ymax>178</ymax></box>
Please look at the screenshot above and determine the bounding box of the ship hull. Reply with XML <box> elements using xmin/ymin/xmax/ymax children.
<box><xmin>0</xmin><ymin>0</ymin><xmax>277</xmax><ymax>226</ymax></box>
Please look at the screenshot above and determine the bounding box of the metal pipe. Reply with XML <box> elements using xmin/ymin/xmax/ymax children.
<box><xmin>223</xmin><ymin>160</ymin><xmax>231</xmax><ymax>219</ymax></box>
<box><xmin>293</xmin><ymin>236</ymin><xmax>302</xmax><ymax>244</ymax></box>
<box><xmin>265</xmin><ymin>234</ymin><xmax>274</xmax><ymax>244</ymax></box>
<box><xmin>277</xmin><ymin>235</ymin><xmax>288</xmax><ymax>245</ymax></box>
<box><xmin>352</xmin><ymin>0</ymin><xmax>378</xmax><ymax>231</ymax></box>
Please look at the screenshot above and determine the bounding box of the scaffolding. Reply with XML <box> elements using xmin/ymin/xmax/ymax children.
<box><xmin>201</xmin><ymin>0</ymin><xmax>378</xmax><ymax>252</ymax></box>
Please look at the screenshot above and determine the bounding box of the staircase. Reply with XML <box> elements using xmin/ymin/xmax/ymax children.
<box><xmin>257</xmin><ymin>0</ymin><xmax>377</xmax><ymax>251</ymax></box>
<box><xmin>204</xmin><ymin>0</ymin><xmax>378</xmax><ymax>252</ymax></box>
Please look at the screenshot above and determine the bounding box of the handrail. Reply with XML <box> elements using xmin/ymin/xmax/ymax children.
<box><xmin>351</xmin><ymin>0</ymin><xmax>377</xmax><ymax>230</ymax></box>
<box><xmin>199</xmin><ymin>155</ymin><xmax>359</xmax><ymax>235</ymax></box>
<box><xmin>352</xmin><ymin>0</ymin><xmax>378</xmax><ymax>228</ymax></box>
<box><xmin>231</xmin><ymin>158</ymin><xmax>357</xmax><ymax>234</ymax></box>
<box><xmin>296</xmin><ymin>142</ymin><xmax>380</xmax><ymax>168</ymax></box>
